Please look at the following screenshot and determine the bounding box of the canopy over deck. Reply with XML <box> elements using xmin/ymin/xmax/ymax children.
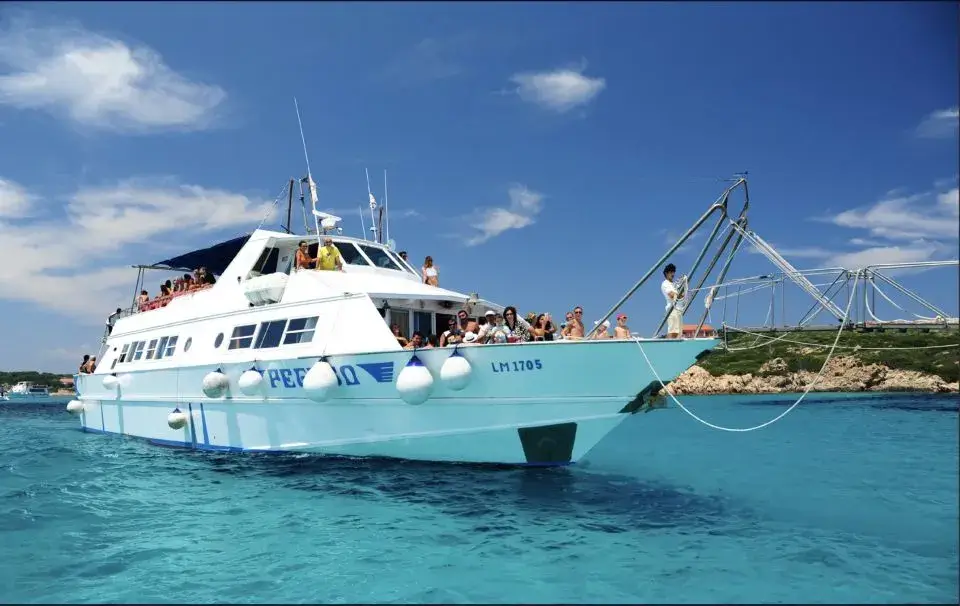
<box><xmin>147</xmin><ymin>234</ymin><xmax>251</xmax><ymax>275</ymax></box>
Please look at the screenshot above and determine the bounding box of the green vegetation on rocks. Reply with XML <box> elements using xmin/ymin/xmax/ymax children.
<box><xmin>0</xmin><ymin>371</ymin><xmax>70</xmax><ymax>391</ymax></box>
<box><xmin>698</xmin><ymin>327</ymin><xmax>960</xmax><ymax>383</ymax></box>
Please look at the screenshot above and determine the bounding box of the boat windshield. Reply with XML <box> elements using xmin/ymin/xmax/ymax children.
<box><xmin>357</xmin><ymin>244</ymin><xmax>404</xmax><ymax>271</ymax></box>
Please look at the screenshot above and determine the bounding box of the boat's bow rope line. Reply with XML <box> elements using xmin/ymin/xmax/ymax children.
<box><xmin>632</xmin><ymin>269</ymin><xmax>862</xmax><ymax>433</ymax></box>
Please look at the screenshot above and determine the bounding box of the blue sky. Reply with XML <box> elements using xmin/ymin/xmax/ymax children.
<box><xmin>0</xmin><ymin>2</ymin><xmax>957</xmax><ymax>372</ymax></box>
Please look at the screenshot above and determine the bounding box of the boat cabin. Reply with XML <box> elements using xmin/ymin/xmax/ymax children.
<box><xmin>125</xmin><ymin>229</ymin><xmax>502</xmax><ymax>342</ymax></box>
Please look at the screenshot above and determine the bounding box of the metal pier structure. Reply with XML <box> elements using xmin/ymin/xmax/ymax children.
<box><xmin>713</xmin><ymin>260</ymin><xmax>959</xmax><ymax>334</ymax></box>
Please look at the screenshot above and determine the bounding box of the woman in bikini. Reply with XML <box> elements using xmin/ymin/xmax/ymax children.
<box><xmin>422</xmin><ymin>256</ymin><xmax>439</xmax><ymax>286</ymax></box>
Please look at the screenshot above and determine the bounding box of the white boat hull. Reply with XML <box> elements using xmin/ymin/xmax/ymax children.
<box><xmin>74</xmin><ymin>339</ymin><xmax>716</xmax><ymax>465</ymax></box>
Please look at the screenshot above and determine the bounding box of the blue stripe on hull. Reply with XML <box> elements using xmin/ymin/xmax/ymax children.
<box><xmin>77</xmin><ymin>426</ymin><xmax>573</xmax><ymax>468</ymax></box>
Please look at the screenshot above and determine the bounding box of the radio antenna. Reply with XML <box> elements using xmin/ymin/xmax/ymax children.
<box><xmin>364</xmin><ymin>168</ymin><xmax>378</xmax><ymax>243</ymax></box>
<box><xmin>383</xmin><ymin>169</ymin><xmax>390</xmax><ymax>243</ymax></box>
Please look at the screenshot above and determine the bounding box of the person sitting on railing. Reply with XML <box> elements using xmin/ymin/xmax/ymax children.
<box><xmin>79</xmin><ymin>354</ymin><xmax>90</xmax><ymax>374</ymax></box>
<box><xmin>82</xmin><ymin>356</ymin><xmax>97</xmax><ymax>373</ymax></box>
<box><xmin>562</xmin><ymin>306</ymin><xmax>585</xmax><ymax>339</ymax></box>
<box><xmin>661</xmin><ymin>263</ymin><xmax>684</xmax><ymax>339</ymax></box>
<box><xmin>503</xmin><ymin>306</ymin><xmax>532</xmax><ymax>343</ymax></box>
<box><xmin>137</xmin><ymin>290</ymin><xmax>149</xmax><ymax>311</ymax></box>
<box><xmin>590</xmin><ymin>320</ymin><xmax>612</xmax><ymax>339</ymax></box>
<box><xmin>391</xmin><ymin>324</ymin><xmax>409</xmax><ymax>347</ymax></box>
<box><xmin>440</xmin><ymin>317</ymin><xmax>462</xmax><ymax>347</ymax></box>
<box><xmin>614</xmin><ymin>313</ymin><xmax>631</xmax><ymax>338</ymax></box>
<box><xmin>317</xmin><ymin>237</ymin><xmax>345</xmax><ymax>272</ymax></box>
<box><xmin>295</xmin><ymin>241</ymin><xmax>316</xmax><ymax>270</ymax></box>
<box><xmin>196</xmin><ymin>267</ymin><xmax>216</xmax><ymax>286</ymax></box>
<box><xmin>531</xmin><ymin>314</ymin><xmax>549</xmax><ymax>341</ymax></box>
<box><xmin>403</xmin><ymin>331</ymin><xmax>425</xmax><ymax>349</ymax></box>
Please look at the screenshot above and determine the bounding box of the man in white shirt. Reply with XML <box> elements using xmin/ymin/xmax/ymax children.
<box><xmin>661</xmin><ymin>263</ymin><xmax>684</xmax><ymax>339</ymax></box>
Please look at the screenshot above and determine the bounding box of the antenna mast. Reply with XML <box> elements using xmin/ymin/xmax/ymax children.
<box><xmin>364</xmin><ymin>168</ymin><xmax>378</xmax><ymax>243</ymax></box>
<box><xmin>284</xmin><ymin>178</ymin><xmax>294</xmax><ymax>234</ymax></box>
<box><xmin>383</xmin><ymin>169</ymin><xmax>390</xmax><ymax>244</ymax></box>
<box><xmin>294</xmin><ymin>97</ymin><xmax>321</xmax><ymax>236</ymax></box>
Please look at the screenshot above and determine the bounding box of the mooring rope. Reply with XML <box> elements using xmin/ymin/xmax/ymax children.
<box><xmin>632</xmin><ymin>270</ymin><xmax>861</xmax><ymax>432</ymax></box>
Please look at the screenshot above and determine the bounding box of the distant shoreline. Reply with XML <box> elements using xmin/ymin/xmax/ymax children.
<box><xmin>661</xmin><ymin>357</ymin><xmax>958</xmax><ymax>397</ymax></box>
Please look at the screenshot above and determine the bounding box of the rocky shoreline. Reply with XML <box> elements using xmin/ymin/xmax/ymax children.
<box><xmin>661</xmin><ymin>355</ymin><xmax>959</xmax><ymax>396</ymax></box>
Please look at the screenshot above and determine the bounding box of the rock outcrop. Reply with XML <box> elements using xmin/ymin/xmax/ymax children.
<box><xmin>662</xmin><ymin>355</ymin><xmax>958</xmax><ymax>396</ymax></box>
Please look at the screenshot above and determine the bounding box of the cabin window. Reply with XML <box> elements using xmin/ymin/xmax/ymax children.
<box><xmin>358</xmin><ymin>244</ymin><xmax>402</xmax><ymax>270</ymax></box>
<box><xmin>249</xmin><ymin>246</ymin><xmax>280</xmax><ymax>277</ymax></box>
<box><xmin>145</xmin><ymin>339</ymin><xmax>159</xmax><ymax>360</ymax></box>
<box><xmin>254</xmin><ymin>320</ymin><xmax>287</xmax><ymax>349</ymax></box>
<box><xmin>229</xmin><ymin>325</ymin><xmax>257</xmax><ymax>350</ymax></box>
<box><xmin>284</xmin><ymin>316</ymin><xmax>318</xmax><ymax>344</ymax></box>
<box><xmin>165</xmin><ymin>336</ymin><xmax>178</xmax><ymax>357</ymax></box>
<box><xmin>131</xmin><ymin>341</ymin><xmax>146</xmax><ymax>361</ymax></box>
<box><xmin>118</xmin><ymin>343</ymin><xmax>130</xmax><ymax>364</ymax></box>
<box><xmin>338</xmin><ymin>243</ymin><xmax>370</xmax><ymax>266</ymax></box>
<box><xmin>155</xmin><ymin>337</ymin><xmax>169</xmax><ymax>360</ymax></box>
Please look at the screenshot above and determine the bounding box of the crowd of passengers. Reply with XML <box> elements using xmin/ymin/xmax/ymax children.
<box><xmin>392</xmin><ymin>305</ymin><xmax>633</xmax><ymax>349</ymax></box>
<box><xmin>137</xmin><ymin>267</ymin><xmax>217</xmax><ymax>311</ymax></box>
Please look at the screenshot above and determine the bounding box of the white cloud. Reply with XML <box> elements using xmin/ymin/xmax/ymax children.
<box><xmin>914</xmin><ymin>106</ymin><xmax>959</xmax><ymax>139</ymax></box>
<box><xmin>464</xmin><ymin>184</ymin><xmax>544</xmax><ymax>246</ymax></box>
<box><xmin>827</xmin><ymin>242</ymin><xmax>949</xmax><ymax>270</ymax></box>
<box><xmin>747</xmin><ymin>179</ymin><xmax>959</xmax><ymax>271</ymax></box>
<box><xmin>0</xmin><ymin>177</ymin><xmax>32</xmax><ymax>217</ymax></box>
<box><xmin>510</xmin><ymin>63</ymin><xmax>606</xmax><ymax>113</ymax></box>
<box><xmin>0</xmin><ymin>19</ymin><xmax>226</xmax><ymax>132</ymax></box>
<box><xmin>0</xmin><ymin>177</ymin><xmax>276</xmax><ymax>321</ymax></box>
<box><xmin>824</xmin><ymin>186</ymin><xmax>960</xmax><ymax>242</ymax></box>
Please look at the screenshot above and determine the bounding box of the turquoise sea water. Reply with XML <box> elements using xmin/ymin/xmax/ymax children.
<box><xmin>0</xmin><ymin>393</ymin><xmax>957</xmax><ymax>604</ymax></box>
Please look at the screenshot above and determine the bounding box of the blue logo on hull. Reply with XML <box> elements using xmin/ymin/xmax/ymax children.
<box><xmin>357</xmin><ymin>362</ymin><xmax>394</xmax><ymax>383</ymax></box>
<box><xmin>266</xmin><ymin>361</ymin><xmax>395</xmax><ymax>390</ymax></box>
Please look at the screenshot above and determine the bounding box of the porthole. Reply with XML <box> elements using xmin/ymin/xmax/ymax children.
<box><xmin>184</xmin><ymin>337</ymin><xmax>193</xmax><ymax>352</ymax></box>
<box><xmin>214</xmin><ymin>333</ymin><xmax>224</xmax><ymax>348</ymax></box>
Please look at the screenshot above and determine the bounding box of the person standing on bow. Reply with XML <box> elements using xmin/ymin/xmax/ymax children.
<box><xmin>317</xmin><ymin>237</ymin><xmax>344</xmax><ymax>272</ymax></box>
<box><xmin>661</xmin><ymin>263</ymin><xmax>684</xmax><ymax>339</ymax></box>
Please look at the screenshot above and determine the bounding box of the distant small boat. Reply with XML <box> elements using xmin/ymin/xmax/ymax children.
<box><xmin>6</xmin><ymin>382</ymin><xmax>52</xmax><ymax>401</ymax></box>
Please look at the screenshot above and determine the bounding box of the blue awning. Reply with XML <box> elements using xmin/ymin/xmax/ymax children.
<box><xmin>152</xmin><ymin>234</ymin><xmax>251</xmax><ymax>276</ymax></box>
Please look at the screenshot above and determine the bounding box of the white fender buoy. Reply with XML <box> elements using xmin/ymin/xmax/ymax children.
<box><xmin>439</xmin><ymin>349</ymin><xmax>472</xmax><ymax>391</ymax></box>
<box><xmin>302</xmin><ymin>359</ymin><xmax>338</xmax><ymax>402</ymax></box>
<box><xmin>396</xmin><ymin>354</ymin><xmax>434</xmax><ymax>405</ymax></box>
<box><xmin>102</xmin><ymin>374</ymin><xmax>119</xmax><ymax>390</ymax></box>
<box><xmin>237</xmin><ymin>367</ymin><xmax>264</xmax><ymax>396</ymax></box>
<box><xmin>202</xmin><ymin>368</ymin><xmax>229</xmax><ymax>398</ymax></box>
<box><xmin>66</xmin><ymin>400</ymin><xmax>85</xmax><ymax>415</ymax></box>
<box><xmin>167</xmin><ymin>408</ymin><xmax>189</xmax><ymax>430</ymax></box>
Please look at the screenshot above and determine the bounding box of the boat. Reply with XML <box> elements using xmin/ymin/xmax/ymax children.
<box><xmin>67</xmin><ymin>177</ymin><xmax>729</xmax><ymax>466</ymax></box>
<box><xmin>65</xmin><ymin>112</ymin><xmax>752</xmax><ymax>465</ymax></box>
<box><xmin>7</xmin><ymin>381</ymin><xmax>52</xmax><ymax>401</ymax></box>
